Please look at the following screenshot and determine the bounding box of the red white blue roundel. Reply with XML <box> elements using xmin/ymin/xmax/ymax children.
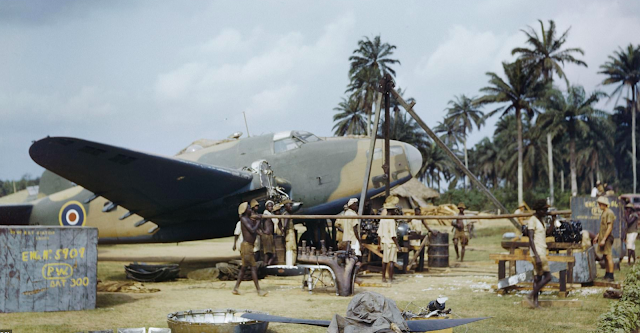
<box><xmin>59</xmin><ymin>201</ymin><xmax>86</xmax><ymax>227</ymax></box>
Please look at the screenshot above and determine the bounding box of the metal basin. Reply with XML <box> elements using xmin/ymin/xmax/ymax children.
<box><xmin>167</xmin><ymin>309</ymin><xmax>269</xmax><ymax>333</ymax></box>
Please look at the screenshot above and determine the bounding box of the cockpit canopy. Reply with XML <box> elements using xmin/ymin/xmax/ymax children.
<box><xmin>273</xmin><ymin>130</ymin><xmax>321</xmax><ymax>153</ymax></box>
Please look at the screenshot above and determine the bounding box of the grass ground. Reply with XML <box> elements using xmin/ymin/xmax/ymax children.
<box><xmin>0</xmin><ymin>225</ymin><xmax>633</xmax><ymax>333</ymax></box>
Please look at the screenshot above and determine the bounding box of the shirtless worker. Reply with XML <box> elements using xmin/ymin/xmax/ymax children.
<box><xmin>249</xmin><ymin>199</ymin><xmax>262</xmax><ymax>261</ymax></box>
<box><xmin>594</xmin><ymin>196</ymin><xmax>616</xmax><ymax>281</ymax></box>
<box><xmin>378</xmin><ymin>202</ymin><xmax>401</xmax><ymax>283</ymax></box>
<box><xmin>232</xmin><ymin>202</ymin><xmax>267</xmax><ymax>296</ymax></box>
<box><xmin>261</xmin><ymin>200</ymin><xmax>277</xmax><ymax>266</ymax></box>
<box><xmin>526</xmin><ymin>199</ymin><xmax>552</xmax><ymax>308</ymax></box>
<box><xmin>280</xmin><ymin>199</ymin><xmax>297</xmax><ymax>266</ymax></box>
<box><xmin>453</xmin><ymin>203</ymin><xmax>469</xmax><ymax>262</ymax></box>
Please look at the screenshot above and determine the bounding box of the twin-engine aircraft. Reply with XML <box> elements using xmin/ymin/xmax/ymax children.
<box><xmin>1</xmin><ymin>131</ymin><xmax>422</xmax><ymax>244</ymax></box>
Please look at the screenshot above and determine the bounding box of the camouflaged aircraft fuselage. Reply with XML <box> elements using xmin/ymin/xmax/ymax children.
<box><xmin>12</xmin><ymin>131</ymin><xmax>422</xmax><ymax>243</ymax></box>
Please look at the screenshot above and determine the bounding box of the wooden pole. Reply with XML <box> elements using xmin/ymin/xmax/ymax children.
<box><xmin>261</xmin><ymin>210</ymin><xmax>571</xmax><ymax>220</ymax></box>
<box><xmin>547</xmin><ymin>133</ymin><xmax>554</xmax><ymax>206</ymax></box>
<box><xmin>358</xmin><ymin>92</ymin><xmax>383</xmax><ymax>217</ymax></box>
<box><xmin>243</xmin><ymin>111</ymin><xmax>251</xmax><ymax>137</ymax></box>
<box><xmin>389</xmin><ymin>88</ymin><xmax>522</xmax><ymax>229</ymax></box>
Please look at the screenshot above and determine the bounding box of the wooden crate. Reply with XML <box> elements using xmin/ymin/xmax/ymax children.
<box><xmin>0</xmin><ymin>226</ymin><xmax>98</xmax><ymax>313</ymax></box>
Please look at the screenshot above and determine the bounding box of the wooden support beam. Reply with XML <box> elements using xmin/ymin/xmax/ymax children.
<box><xmin>521</xmin><ymin>300</ymin><xmax>582</xmax><ymax>308</ymax></box>
<box><xmin>489</xmin><ymin>254</ymin><xmax>575</xmax><ymax>262</ymax></box>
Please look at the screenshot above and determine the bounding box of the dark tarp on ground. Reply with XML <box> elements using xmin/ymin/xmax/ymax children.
<box><xmin>328</xmin><ymin>291</ymin><xmax>409</xmax><ymax>333</ymax></box>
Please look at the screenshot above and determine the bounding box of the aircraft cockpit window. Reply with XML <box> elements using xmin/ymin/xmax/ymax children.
<box><xmin>294</xmin><ymin>131</ymin><xmax>321</xmax><ymax>143</ymax></box>
<box><xmin>274</xmin><ymin>137</ymin><xmax>303</xmax><ymax>153</ymax></box>
<box><xmin>366</xmin><ymin>146</ymin><xmax>404</xmax><ymax>160</ymax></box>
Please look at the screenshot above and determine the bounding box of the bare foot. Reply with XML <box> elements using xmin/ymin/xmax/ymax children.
<box><xmin>524</xmin><ymin>295</ymin><xmax>536</xmax><ymax>308</ymax></box>
<box><xmin>258</xmin><ymin>290</ymin><xmax>268</xmax><ymax>297</ymax></box>
<box><xmin>232</xmin><ymin>289</ymin><xmax>240</xmax><ymax>295</ymax></box>
<box><xmin>382</xmin><ymin>278</ymin><xmax>387</xmax><ymax>283</ymax></box>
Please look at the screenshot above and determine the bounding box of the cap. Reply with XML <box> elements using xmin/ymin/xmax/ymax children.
<box><xmin>347</xmin><ymin>198</ymin><xmax>359</xmax><ymax>206</ymax></box>
<box><xmin>250</xmin><ymin>199</ymin><xmax>259</xmax><ymax>208</ymax></box>
<box><xmin>596</xmin><ymin>180</ymin><xmax>601</xmax><ymax>185</ymax></box>
<box><xmin>532</xmin><ymin>199</ymin><xmax>550</xmax><ymax>211</ymax></box>
<box><xmin>597</xmin><ymin>196</ymin><xmax>610</xmax><ymax>206</ymax></box>
<box><xmin>265</xmin><ymin>200</ymin><xmax>275</xmax><ymax>206</ymax></box>
<box><xmin>518</xmin><ymin>202</ymin><xmax>526</xmax><ymax>208</ymax></box>
<box><xmin>457</xmin><ymin>202</ymin><xmax>466</xmax><ymax>209</ymax></box>
<box><xmin>238</xmin><ymin>202</ymin><xmax>249</xmax><ymax>215</ymax></box>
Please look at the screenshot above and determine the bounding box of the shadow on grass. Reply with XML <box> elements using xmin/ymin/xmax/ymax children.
<box><xmin>96</xmin><ymin>293</ymin><xmax>139</xmax><ymax>308</ymax></box>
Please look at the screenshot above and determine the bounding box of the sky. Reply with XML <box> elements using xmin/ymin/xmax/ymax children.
<box><xmin>1</xmin><ymin>0</ymin><xmax>640</xmax><ymax>180</ymax></box>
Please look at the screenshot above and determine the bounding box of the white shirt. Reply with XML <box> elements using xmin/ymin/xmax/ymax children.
<box><xmin>342</xmin><ymin>209</ymin><xmax>360</xmax><ymax>245</ymax></box>
<box><xmin>527</xmin><ymin>216</ymin><xmax>547</xmax><ymax>257</ymax></box>
<box><xmin>590</xmin><ymin>187</ymin><xmax>598</xmax><ymax>198</ymax></box>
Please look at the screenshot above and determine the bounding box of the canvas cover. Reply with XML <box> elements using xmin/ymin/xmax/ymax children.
<box><xmin>327</xmin><ymin>291</ymin><xmax>409</xmax><ymax>333</ymax></box>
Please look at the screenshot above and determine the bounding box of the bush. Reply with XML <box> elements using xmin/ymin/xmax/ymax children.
<box><xmin>435</xmin><ymin>186</ymin><xmax>571</xmax><ymax>212</ymax></box>
<box><xmin>595</xmin><ymin>264</ymin><xmax>640</xmax><ymax>332</ymax></box>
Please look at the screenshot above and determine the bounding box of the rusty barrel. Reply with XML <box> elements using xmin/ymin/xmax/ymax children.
<box><xmin>428</xmin><ymin>232</ymin><xmax>449</xmax><ymax>268</ymax></box>
<box><xmin>274</xmin><ymin>235</ymin><xmax>286</xmax><ymax>265</ymax></box>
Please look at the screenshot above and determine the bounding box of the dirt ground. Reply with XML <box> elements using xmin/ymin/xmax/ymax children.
<box><xmin>1</xmin><ymin>222</ymin><xmax>633</xmax><ymax>333</ymax></box>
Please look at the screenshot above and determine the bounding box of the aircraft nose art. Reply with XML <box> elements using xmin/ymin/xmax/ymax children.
<box><xmin>403</xmin><ymin>143</ymin><xmax>422</xmax><ymax>177</ymax></box>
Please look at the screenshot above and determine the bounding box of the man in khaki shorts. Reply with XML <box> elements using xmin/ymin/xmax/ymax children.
<box><xmin>526</xmin><ymin>199</ymin><xmax>551</xmax><ymax>308</ymax></box>
<box><xmin>378</xmin><ymin>202</ymin><xmax>401</xmax><ymax>283</ymax></box>
<box><xmin>594</xmin><ymin>196</ymin><xmax>615</xmax><ymax>281</ymax></box>
<box><xmin>625</xmin><ymin>203</ymin><xmax>638</xmax><ymax>265</ymax></box>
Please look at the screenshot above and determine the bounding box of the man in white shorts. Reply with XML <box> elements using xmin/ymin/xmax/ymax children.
<box><xmin>625</xmin><ymin>203</ymin><xmax>638</xmax><ymax>265</ymax></box>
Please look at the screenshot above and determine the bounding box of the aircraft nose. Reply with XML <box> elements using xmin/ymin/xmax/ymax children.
<box><xmin>403</xmin><ymin>143</ymin><xmax>423</xmax><ymax>177</ymax></box>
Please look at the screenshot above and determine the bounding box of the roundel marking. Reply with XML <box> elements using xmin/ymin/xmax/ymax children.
<box><xmin>59</xmin><ymin>201</ymin><xmax>87</xmax><ymax>227</ymax></box>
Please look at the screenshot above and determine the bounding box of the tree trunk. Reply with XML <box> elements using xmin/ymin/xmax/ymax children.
<box><xmin>516</xmin><ymin>108</ymin><xmax>524</xmax><ymax>205</ymax></box>
<box><xmin>366</xmin><ymin>90</ymin><xmax>372</xmax><ymax>137</ymax></box>
<box><xmin>570</xmin><ymin>138</ymin><xmax>578</xmax><ymax>196</ymax></box>
<box><xmin>464</xmin><ymin>137</ymin><xmax>469</xmax><ymax>191</ymax></box>
<box><xmin>633</xmin><ymin>85</ymin><xmax>637</xmax><ymax>193</ymax></box>
<box><xmin>561</xmin><ymin>169</ymin><xmax>565</xmax><ymax>193</ymax></box>
<box><xmin>547</xmin><ymin>133</ymin><xmax>554</xmax><ymax>206</ymax></box>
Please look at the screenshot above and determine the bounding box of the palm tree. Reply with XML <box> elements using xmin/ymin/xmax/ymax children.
<box><xmin>613</xmin><ymin>98</ymin><xmax>638</xmax><ymax>190</ymax></box>
<box><xmin>419</xmin><ymin>142</ymin><xmax>454</xmax><ymax>191</ymax></box>
<box><xmin>434</xmin><ymin>117</ymin><xmax>463</xmax><ymax>149</ymax></box>
<box><xmin>512</xmin><ymin>19</ymin><xmax>587</xmax><ymax>86</ymax></box>
<box><xmin>347</xmin><ymin>35</ymin><xmax>401</xmax><ymax>136</ymax></box>
<box><xmin>537</xmin><ymin>86</ymin><xmax>608</xmax><ymax>195</ymax></box>
<box><xmin>473</xmin><ymin>138</ymin><xmax>502</xmax><ymax>188</ymax></box>
<box><xmin>477</xmin><ymin>60</ymin><xmax>548</xmax><ymax>204</ymax></box>
<box><xmin>576</xmin><ymin>118</ymin><xmax>615</xmax><ymax>192</ymax></box>
<box><xmin>444</xmin><ymin>95</ymin><xmax>485</xmax><ymax>189</ymax></box>
<box><xmin>332</xmin><ymin>97</ymin><xmax>367</xmax><ymax>136</ymax></box>
<box><xmin>599</xmin><ymin>44</ymin><xmax>640</xmax><ymax>193</ymax></box>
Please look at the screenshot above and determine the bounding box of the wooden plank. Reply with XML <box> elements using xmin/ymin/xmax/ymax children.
<box><xmin>362</xmin><ymin>244</ymin><xmax>403</xmax><ymax>270</ymax></box>
<box><xmin>522</xmin><ymin>300</ymin><xmax>582</xmax><ymax>308</ymax></box>
<box><xmin>590</xmin><ymin>280</ymin><xmax>621</xmax><ymax>289</ymax></box>
<box><xmin>489</xmin><ymin>254</ymin><xmax>575</xmax><ymax>262</ymax></box>
<box><xmin>356</xmin><ymin>282</ymin><xmax>392</xmax><ymax>288</ymax></box>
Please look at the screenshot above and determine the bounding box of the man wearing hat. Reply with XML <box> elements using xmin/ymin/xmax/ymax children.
<box><xmin>261</xmin><ymin>200</ymin><xmax>277</xmax><ymax>266</ymax></box>
<box><xmin>378</xmin><ymin>202</ymin><xmax>401</xmax><ymax>282</ymax></box>
<box><xmin>280</xmin><ymin>199</ymin><xmax>297</xmax><ymax>266</ymax></box>
<box><xmin>452</xmin><ymin>203</ymin><xmax>468</xmax><ymax>262</ymax></box>
<box><xmin>625</xmin><ymin>203</ymin><xmax>638</xmax><ymax>265</ymax></box>
<box><xmin>249</xmin><ymin>199</ymin><xmax>262</xmax><ymax>261</ymax></box>
<box><xmin>526</xmin><ymin>199</ymin><xmax>552</xmax><ymax>308</ymax></box>
<box><xmin>232</xmin><ymin>202</ymin><xmax>267</xmax><ymax>296</ymax></box>
<box><xmin>594</xmin><ymin>196</ymin><xmax>615</xmax><ymax>281</ymax></box>
<box><xmin>341</xmin><ymin>198</ymin><xmax>362</xmax><ymax>256</ymax></box>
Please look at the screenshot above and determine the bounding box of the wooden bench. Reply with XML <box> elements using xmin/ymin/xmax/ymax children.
<box><xmin>489</xmin><ymin>253</ymin><xmax>576</xmax><ymax>296</ymax></box>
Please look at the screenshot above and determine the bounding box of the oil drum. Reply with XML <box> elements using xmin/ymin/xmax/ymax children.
<box><xmin>428</xmin><ymin>232</ymin><xmax>449</xmax><ymax>267</ymax></box>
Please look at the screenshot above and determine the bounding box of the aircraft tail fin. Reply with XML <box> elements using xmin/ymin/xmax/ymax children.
<box><xmin>39</xmin><ymin>170</ymin><xmax>74</xmax><ymax>196</ymax></box>
<box><xmin>0</xmin><ymin>204</ymin><xmax>33</xmax><ymax>225</ymax></box>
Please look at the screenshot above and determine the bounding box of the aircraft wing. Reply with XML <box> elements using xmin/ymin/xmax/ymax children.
<box><xmin>240</xmin><ymin>313</ymin><xmax>488</xmax><ymax>331</ymax></box>
<box><xmin>29</xmin><ymin>137</ymin><xmax>254</xmax><ymax>225</ymax></box>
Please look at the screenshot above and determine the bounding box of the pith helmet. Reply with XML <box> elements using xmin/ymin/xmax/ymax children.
<box><xmin>626</xmin><ymin>203</ymin><xmax>635</xmax><ymax>209</ymax></box>
<box><xmin>457</xmin><ymin>202</ymin><xmax>466</xmax><ymax>209</ymax></box>
<box><xmin>250</xmin><ymin>199</ymin><xmax>259</xmax><ymax>208</ymax></box>
<box><xmin>532</xmin><ymin>199</ymin><xmax>549</xmax><ymax>211</ymax></box>
<box><xmin>238</xmin><ymin>202</ymin><xmax>249</xmax><ymax>215</ymax></box>
<box><xmin>281</xmin><ymin>199</ymin><xmax>293</xmax><ymax>205</ymax></box>
<box><xmin>597</xmin><ymin>196</ymin><xmax>610</xmax><ymax>207</ymax></box>
<box><xmin>383</xmin><ymin>202</ymin><xmax>398</xmax><ymax>210</ymax></box>
<box><xmin>518</xmin><ymin>202</ymin><xmax>526</xmax><ymax>208</ymax></box>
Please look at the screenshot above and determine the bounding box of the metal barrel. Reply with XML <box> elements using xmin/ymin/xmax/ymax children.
<box><xmin>428</xmin><ymin>232</ymin><xmax>449</xmax><ymax>268</ymax></box>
